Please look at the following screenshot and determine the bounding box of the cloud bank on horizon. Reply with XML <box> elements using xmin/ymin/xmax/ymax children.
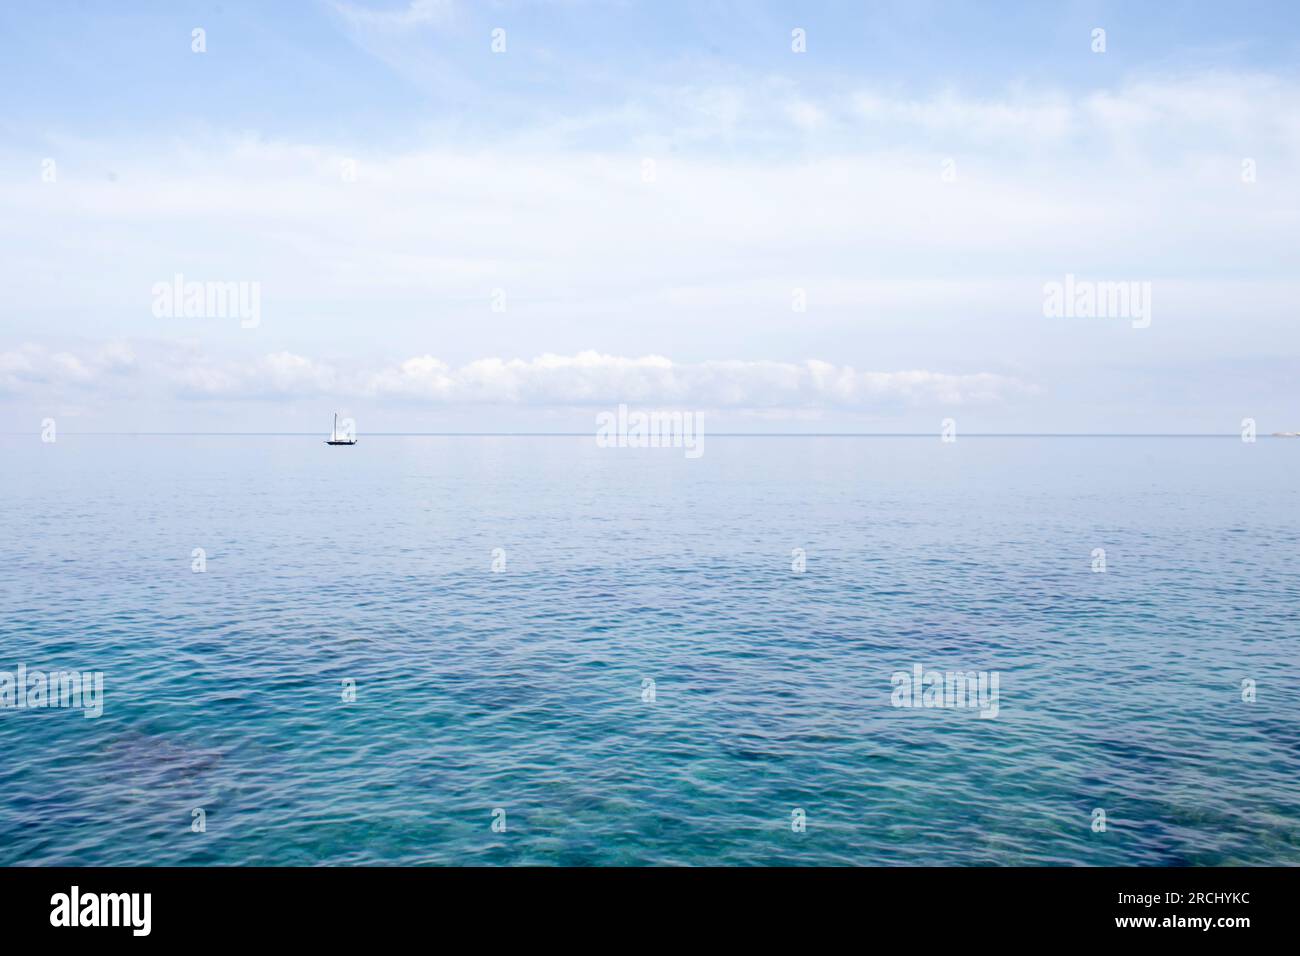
<box><xmin>0</xmin><ymin>0</ymin><xmax>1297</xmax><ymax>432</ymax></box>
<box><xmin>1</xmin><ymin>342</ymin><xmax>1032</xmax><ymax>407</ymax></box>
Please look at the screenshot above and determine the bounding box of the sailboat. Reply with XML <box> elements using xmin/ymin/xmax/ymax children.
<box><xmin>325</xmin><ymin>413</ymin><xmax>357</xmax><ymax>446</ymax></box>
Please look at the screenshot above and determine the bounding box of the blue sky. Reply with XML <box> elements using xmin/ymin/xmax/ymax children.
<box><xmin>1</xmin><ymin>1</ymin><xmax>1298</xmax><ymax>432</ymax></box>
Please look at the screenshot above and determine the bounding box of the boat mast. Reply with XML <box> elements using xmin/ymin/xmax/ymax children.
<box><xmin>332</xmin><ymin>412</ymin><xmax>338</xmax><ymax>441</ymax></box>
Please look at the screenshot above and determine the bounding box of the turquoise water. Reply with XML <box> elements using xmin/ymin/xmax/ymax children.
<box><xmin>1</xmin><ymin>435</ymin><xmax>1297</xmax><ymax>866</ymax></box>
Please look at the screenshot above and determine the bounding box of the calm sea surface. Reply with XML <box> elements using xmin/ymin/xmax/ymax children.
<box><xmin>1</xmin><ymin>435</ymin><xmax>1297</xmax><ymax>865</ymax></box>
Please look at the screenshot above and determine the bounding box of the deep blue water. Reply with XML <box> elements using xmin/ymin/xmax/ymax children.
<box><xmin>1</xmin><ymin>435</ymin><xmax>1297</xmax><ymax>866</ymax></box>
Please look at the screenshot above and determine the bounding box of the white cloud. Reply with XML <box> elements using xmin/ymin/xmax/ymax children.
<box><xmin>784</xmin><ymin>98</ymin><xmax>827</xmax><ymax>131</ymax></box>
<box><xmin>0</xmin><ymin>343</ymin><xmax>136</xmax><ymax>394</ymax></box>
<box><xmin>0</xmin><ymin>344</ymin><xmax>1032</xmax><ymax>410</ymax></box>
<box><xmin>215</xmin><ymin>349</ymin><xmax>1034</xmax><ymax>409</ymax></box>
<box><xmin>170</xmin><ymin>351</ymin><xmax>340</xmax><ymax>399</ymax></box>
<box><xmin>851</xmin><ymin>88</ymin><xmax>1074</xmax><ymax>141</ymax></box>
<box><xmin>840</xmin><ymin>72</ymin><xmax>1300</xmax><ymax>159</ymax></box>
<box><xmin>0</xmin><ymin>347</ymin><xmax>39</xmax><ymax>392</ymax></box>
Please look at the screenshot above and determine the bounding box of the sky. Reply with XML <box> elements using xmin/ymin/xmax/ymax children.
<box><xmin>1</xmin><ymin>0</ymin><xmax>1297</xmax><ymax>433</ymax></box>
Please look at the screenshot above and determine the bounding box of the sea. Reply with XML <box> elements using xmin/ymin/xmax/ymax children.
<box><xmin>1</xmin><ymin>434</ymin><xmax>1297</xmax><ymax>865</ymax></box>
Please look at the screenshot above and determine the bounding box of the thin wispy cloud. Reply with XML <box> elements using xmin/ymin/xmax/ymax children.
<box><xmin>330</xmin><ymin>0</ymin><xmax>456</xmax><ymax>31</ymax></box>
